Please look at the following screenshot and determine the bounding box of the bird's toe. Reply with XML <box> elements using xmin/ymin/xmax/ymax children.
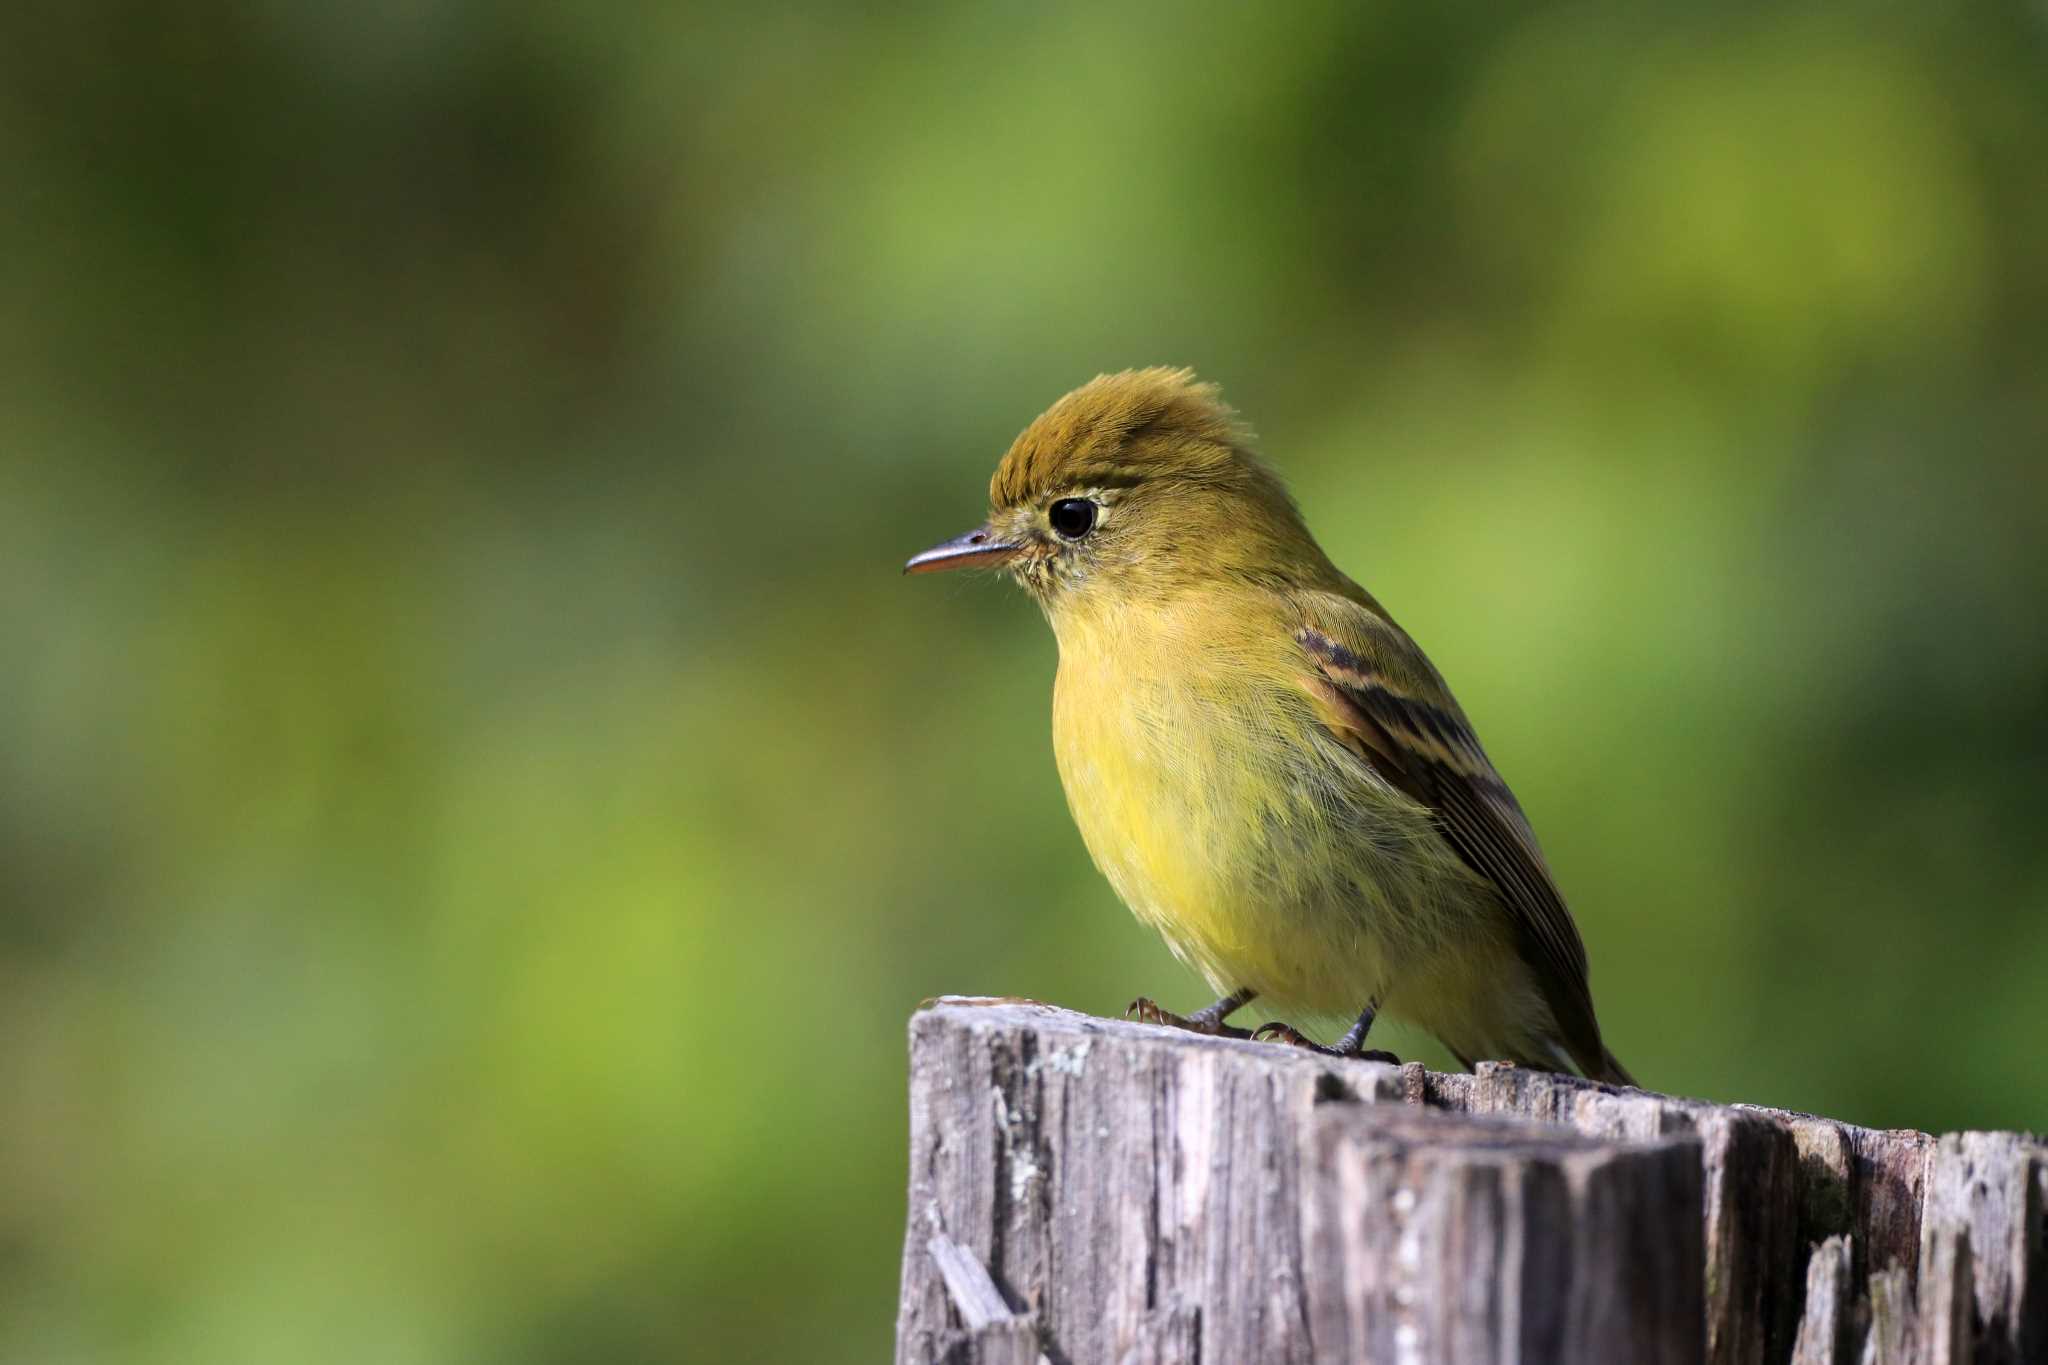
<box><xmin>1129</xmin><ymin>998</ymin><xmax>1252</xmax><ymax>1039</ymax></box>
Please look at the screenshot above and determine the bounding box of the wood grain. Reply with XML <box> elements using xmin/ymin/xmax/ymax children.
<box><xmin>895</xmin><ymin>999</ymin><xmax>2044</xmax><ymax>1365</ymax></box>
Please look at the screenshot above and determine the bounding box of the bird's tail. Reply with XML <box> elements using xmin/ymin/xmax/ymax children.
<box><xmin>1591</xmin><ymin>1047</ymin><xmax>1637</xmax><ymax>1088</ymax></box>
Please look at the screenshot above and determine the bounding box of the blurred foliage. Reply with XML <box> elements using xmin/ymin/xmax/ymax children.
<box><xmin>4</xmin><ymin>1</ymin><xmax>2047</xmax><ymax>1361</ymax></box>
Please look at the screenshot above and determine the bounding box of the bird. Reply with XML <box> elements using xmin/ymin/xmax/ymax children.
<box><xmin>905</xmin><ymin>367</ymin><xmax>1633</xmax><ymax>1085</ymax></box>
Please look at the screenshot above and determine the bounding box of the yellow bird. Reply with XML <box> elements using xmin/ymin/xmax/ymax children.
<box><xmin>907</xmin><ymin>368</ymin><xmax>1632</xmax><ymax>1084</ymax></box>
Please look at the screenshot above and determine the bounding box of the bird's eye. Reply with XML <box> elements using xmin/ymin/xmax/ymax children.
<box><xmin>1048</xmin><ymin>498</ymin><xmax>1097</xmax><ymax>541</ymax></box>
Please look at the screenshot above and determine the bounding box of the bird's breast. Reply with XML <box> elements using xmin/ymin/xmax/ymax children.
<box><xmin>1049</xmin><ymin>602</ymin><xmax>1377</xmax><ymax>991</ymax></box>
<box><xmin>1045</xmin><ymin>595</ymin><xmax>1489</xmax><ymax>1013</ymax></box>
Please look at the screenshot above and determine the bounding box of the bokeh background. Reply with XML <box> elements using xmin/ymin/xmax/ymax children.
<box><xmin>6</xmin><ymin>2</ymin><xmax>2047</xmax><ymax>1361</ymax></box>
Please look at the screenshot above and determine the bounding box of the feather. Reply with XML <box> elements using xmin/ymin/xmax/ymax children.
<box><xmin>1291</xmin><ymin>598</ymin><xmax>1630</xmax><ymax>1085</ymax></box>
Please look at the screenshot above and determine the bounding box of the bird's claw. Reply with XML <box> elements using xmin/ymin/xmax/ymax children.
<box><xmin>1126</xmin><ymin>997</ymin><xmax>1174</xmax><ymax>1027</ymax></box>
<box><xmin>1253</xmin><ymin>1021</ymin><xmax>1400</xmax><ymax>1064</ymax></box>
<box><xmin>1252</xmin><ymin>1020</ymin><xmax>1316</xmax><ymax>1049</ymax></box>
<box><xmin>1126</xmin><ymin>997</ymin><xmax>1253</xmax><ymax>1040</ymax></box>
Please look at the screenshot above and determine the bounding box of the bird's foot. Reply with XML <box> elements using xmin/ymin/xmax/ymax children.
<box><xmin>1126</xmin><ymin>997</ymin><xmax>1253</xmax><ymax>1040</ymax></box>
<box><xmin>1252</xmin><ymin>1021</ymin><xmax>1399</xmax><ymax>1064</ymax></box>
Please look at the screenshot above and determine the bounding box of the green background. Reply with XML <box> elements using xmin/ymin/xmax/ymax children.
<box><xmin>6</xmin><ymin>4</ymin><xmax>2046</xmax><ymax>1361</ymax></box>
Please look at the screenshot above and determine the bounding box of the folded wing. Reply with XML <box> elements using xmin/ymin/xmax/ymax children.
<box><xmin>1291</xmin><ymin>599</ymin><xmax>1613</xmax><ymax>1081</ymax></box>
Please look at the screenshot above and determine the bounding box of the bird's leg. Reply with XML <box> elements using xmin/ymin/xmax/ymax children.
<box><xmin>1254</xmin><ymin>1000</ymin><xmax>1400</xmax><ymax>1064</ymax></box>
<box><xmin>1186</xmin><ymin>988</ymin><xmax>1257</xmax><ymax>1032</ymax></box>
<box><xmin>1126</xmin><ymin>988</ymin><xmax>1257</xmax><ymax>1040</ymax></box>
<box><xmin>1332</xmin><ymin>1003</ymin><xmax>1402</xmax><ymax>1064</ymax></box>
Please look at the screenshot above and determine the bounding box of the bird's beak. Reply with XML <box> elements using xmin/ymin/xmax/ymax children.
<box><xmin>904</xmin><ymin>526</ymin><xmax>1024</xmax><ymax>575</ymax></box>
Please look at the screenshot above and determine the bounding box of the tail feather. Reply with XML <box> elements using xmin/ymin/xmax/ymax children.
<box><xmin>1592</xmin><ymin>1046</ymin><xmax>1637</xmax><ymax>1088</ymax></box>
<box><xmin>1488</xmin><ymin>1037</ymin><xmax>1637</xmax><ymax>1089</ymax></box>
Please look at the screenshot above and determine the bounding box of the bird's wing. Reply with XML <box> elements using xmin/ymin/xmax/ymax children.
<box><xmin>1289</xmin><ymin>591</ymin><xmax>1605</xmax><ymax>1077</ymax></box>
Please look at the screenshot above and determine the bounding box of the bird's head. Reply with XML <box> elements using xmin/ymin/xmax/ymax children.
<box><xmin>905</xmin><ymin>368</ymin><xmax>1332</xmax><ymax>614</ymax></box>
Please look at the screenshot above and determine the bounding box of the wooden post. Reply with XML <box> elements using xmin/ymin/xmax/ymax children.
<box><xmin>895</xmin><ymin>998</ymin><xmax>2046</xmax><ymax>1365</ymax></box>
<box><xmin>1303</xmin><ymin>1105</ymin><xmax>1702</xmax><ymax>1362</ymax></box>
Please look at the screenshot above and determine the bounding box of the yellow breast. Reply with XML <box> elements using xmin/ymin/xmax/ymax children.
<box><xmin>1047</xmin><ymin>592</ymin><xmax>1401</xmax><ymax>1007</ymax></box>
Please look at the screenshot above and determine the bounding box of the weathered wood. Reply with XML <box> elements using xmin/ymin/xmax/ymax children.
<box><xmin>1865</xmin><ymin>1267</ymin><xmax>1916</xmax><ymax>1365</ymax></box>
<box><xmin>1789</xmin><ymin>1235</ymin><xmax>1856</xmax><ymax>1365</ymax></box>
<box><xmin>1918</xmin><ymin>1224</ymin><xmax>1975</xmax><ymax>1365</ymax></box>
<box><xmin>1917</xmin><ymin>1133</ymin><xmax>2047</xmax><ymax>1365</ymax></box>
<box><xmin>896</xmin><ymin>997</ymin><xmax>1401</xmax><ymax>1365</ymax></box>
<box><xmin>1303</xmin><ymin>1105</ymin><xmax>1702</xmax><ymax>1362</ymax></box>
<box><xmin>915</xmin><ymin>1230</ymin><xmax>1053</xmax><ymax>1365</ymax></box>
<box><xmin>1411</xmin><ymin>1068</ymin><xmax>1900</xmax><ymax>1364</ymax></box>
<box><xmin>1758</xmin><ymin>1114</ymin><xmax>1934</xmax><ymax>1293</ymax></box>
<box><xmin>896</xmin><ymin>999</ymin><xmax>2046</xmax><ymax>1365</ymax></box>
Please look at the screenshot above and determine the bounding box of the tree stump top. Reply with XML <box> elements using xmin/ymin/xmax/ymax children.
<box><xmin>895</xmin><ymin>997</ymin><xmax>2045</xmax><ymax>1365</ymax></box>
